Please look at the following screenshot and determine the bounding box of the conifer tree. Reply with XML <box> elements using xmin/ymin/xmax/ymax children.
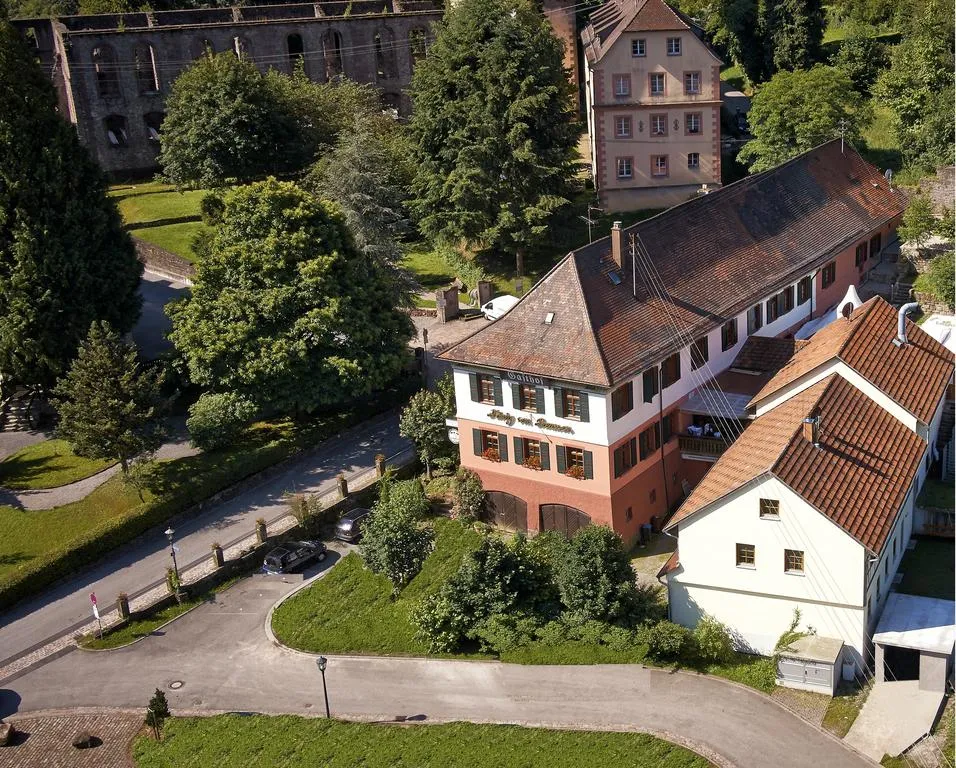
<box><xmin>0</xmin><ymin>17</ymin><xmax>142</xmax><ymax>397</ymax></box>
<box><xmin>408</xmin><ymin>0</ymin><xmax>581</xmax><ymax>272</ymax></box>
<box><xmin>52</xmin><ymin>323</ymin><xmax>165</xmax><ymax>475</ymax></box>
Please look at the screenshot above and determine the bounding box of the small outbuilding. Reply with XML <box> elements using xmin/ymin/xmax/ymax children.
<box><xmin>776</xmin><ymin>635</ymin><xmax>845</xmax><ymax>696</ymax></box>
<box><xmin>873</xmin><ymin>593</ymin><xmax>955</xmax><ymax>693</ymax></box>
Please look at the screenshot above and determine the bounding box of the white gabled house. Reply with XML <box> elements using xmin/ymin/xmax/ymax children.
<box><xmin>659</xmin><ymin>298</ymin><xmax>955</xmax><ymax>684</ymax></box>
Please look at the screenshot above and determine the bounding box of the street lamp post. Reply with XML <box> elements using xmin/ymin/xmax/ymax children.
<box><xmin>316</xmin><ymin>656</ymin><xmax>330</xmax><ymax>719</ymax></box>
<box><xmin>165</xmin><ymin>527</ymin><xmax>180</xmax><ymax>583</ymax></box>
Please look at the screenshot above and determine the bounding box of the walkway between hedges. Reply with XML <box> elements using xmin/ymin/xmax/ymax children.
<box><xmin>2</xmin><ymin>571</ymin><xmax>878</xmax><ymax>768</ymax></box>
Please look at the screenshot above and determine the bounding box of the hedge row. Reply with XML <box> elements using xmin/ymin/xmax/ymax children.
<box><xmin>0</xmin><ymin>377</ymin><xmax>421</xmax><ymax>612</ymax></box>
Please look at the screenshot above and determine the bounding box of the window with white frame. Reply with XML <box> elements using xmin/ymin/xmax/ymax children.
<box><xmin>651</xmin><ymin>114</ymin><xmax>667</xmax><ymax>135</ymax></box>
<box><xmin>685</xmin><ymin>112</ymin><xmax>701</xmax><ymax>135</ymax></box>
<box><xmin>615</xmin><ymin>115</ymin><xmax>632</xmax><ymax>138</ymax></box>
<box><xmin>651</xmin><ymin>155</ymin><xmax>668</xmax><ymax>177</ymax></box>
<box><xmin>649</xmin><ymin>72</ymin><xmax>665</xmax><ymax>95</ymax></box>
<box><xmin>614</xmin><ymin>74</ymin><xmax>631</xmax><ymax>97</ymax></box>
<box><xmin>616</xmin><ymin>157</ymin><xmax>633</xmax><ymax>179</ymax></box>
<box><xmin>688</xmin><ymin>152</ymin><xmax>700</xmax><ymax>169</ymax></box>
<box><xmin>684</xmin><ymin>71</ymin><xmax>700</xmax><ymax>94</ymax></box>
<box><xmin>631</xmin><ymin>38</ymin><xmax>646</xmax><ymax>57</ymax></box>
<box><xmin>666</xmin><ymin>37</ymin><xmax>682</xmax><ymax>55</ymax></box>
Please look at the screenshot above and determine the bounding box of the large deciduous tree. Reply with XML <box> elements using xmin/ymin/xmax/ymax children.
<box><xmin>408</xmin><ymin>0</ymin><xmax>581</xmax><ymax>272</ymax></box>
<box><xmin>737</xmin><ymin>66</ymin><xmax>867</xmax><ymax>172</ymax></box>
<box><xmin>52</xmin><ymin>323</ymin><xmax>165</xmax><ymax>475</ymax></box>
<box><xmin>399</xmin><ymin>380</ymin><xmax>455</xmax><ymax>479</ymax></box>
<box><xmin>159</xmin><ymin>54</ymin><xmax>382</xmax><ymax>189</ymax></box>
<box><xmin>555</xmin><ymin>526</ymin><xmax>637</xmax><ymax>624</ymax></box>
<box><xmin>0</xmin><ymin>18</ymin><xmax>142</xmax><ymax>396</ymax></box>
<box><xmin>168</xmin><ymin>179</ymin><xmax>414</xmax><ymax>414</ymax></box>
<box><xmin>874</xmin><ymin>0</ymin><xmax>955</xmax><ymax>172</ymax></box>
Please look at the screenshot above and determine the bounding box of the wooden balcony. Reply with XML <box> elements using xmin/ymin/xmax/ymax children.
<box><xmin>679</xmin><ymin>435</ymin><xmax>731</xmax><ymax>462</ymax></box>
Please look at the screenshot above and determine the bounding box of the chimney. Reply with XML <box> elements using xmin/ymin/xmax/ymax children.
<box><xmin>896</xmin><ymin>302</ymin><xmax>920</xmax><ymax>345</ymax></box>
<box><xmin>611</xmin><ymin>221</ymin><xmax>623</xmax><ymax>268</ymax></box>
<box><xmin>802</xmin><ymin>416</ymin><xmax>820</xmax><ymax>448</ymax></box>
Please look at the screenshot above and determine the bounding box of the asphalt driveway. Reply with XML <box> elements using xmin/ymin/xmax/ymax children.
<box><xmin>3</xmin><ymin>559</ymin><xmax>875</xmax><ymax>768</ymax></box>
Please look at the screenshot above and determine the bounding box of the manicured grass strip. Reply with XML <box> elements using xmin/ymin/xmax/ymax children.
<box><xmin>0</xmin><ymin>439</ymin><xmax>114</xmax><ymax>490</ymax></box>
<box><xmin>110</xmin><ymin>183</ymin><xmax>207</xmax><ymax>225</ymax></box>
<box><xmin>80</xmin><ymin>598</ymin><xmax>199</xmax><ymax>650</ymax></box>
<box><xmin>272</xmin><ymin>519</ymin><xmax>481</xmax><ymax>655</ymax></box>
<box><xmin>134</xmin><ymin>716</ymin><xmax>713</xmax><ymax>768</ymax></box>
<box><xmin>131</xmin><ymin>221</ymin><xmax>206</xmax><ymax>263</ymax></box>
<box><xmin>896</xmin><ymin>538</ymin><xmax>955</xmax><ymax>601</ymax></box>
<box><xmin>822</xmin><ymin>682</ymin><xmax>870</xmax><ymax>739</ymax></box>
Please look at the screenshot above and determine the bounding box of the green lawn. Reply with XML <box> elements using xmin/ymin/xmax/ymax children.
<box><xmin>822</xmin><ymin>680</ymin><xmax>871</xmax><ymax>738</ymax></box>
<box><xmin>80</xmin><ymin>596</ymin><xmax>200</xmax><ymax>650</ymax></box>
<box><xmin>896</xmin><ymin>538</ymin><xmax>955</xmax><ymax>601</ymax></box>
<box><xmin>109</xmin><ymin>182</ymin><xmax>208</xmax><ymax>262</ymax></box>
<box><xmin>861</xmin><ymin>103</ymin><xmax>902</xmax><ymax>174</ymax></box>
<box><xmin>132</xmin><ymin>221</ymin><xmax>206</xmax><ymax>263</ymax></box>
<box><xmin>0</xmin><ymin>439</ymin><xmax>114</xmax><ymax>490</ymax></box>
<box><xmin>402</xmin><ymin>245</ymin><xmax>457</xmax><ymax>292</ymax></box>
<box><xmin>272</xmin><ymin>518</ymin><xmax>777</xmax><ymax>692</ymax></box>
<box><xmin>272</xmin><ymin>519</ymin><xmax>482</xmax><ymax>655</ymax></box>
<box><xmin>109</xmin><ymin>183</ymin><xmax>207</xmax><ymax>226</ymax></box>
<box><xmin>720</xmin><ymin>64</ymin><xmax>747</xmax><ymax>93</ymax></box>
<box><xmin>134</xmin><ymin>716</ymin><xmax>713</xmax><ymax>768</ymax></box>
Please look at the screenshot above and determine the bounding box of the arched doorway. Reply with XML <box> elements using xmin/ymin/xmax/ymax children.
<box><xmin>482</xmin><ymin>491</ymin><xmax>528</xmax><ymax>532</ymax></box>
<box><xmin>539</xmin><ymin>504</ymin><xmax>591</xmax><ymax>537</ymax></box>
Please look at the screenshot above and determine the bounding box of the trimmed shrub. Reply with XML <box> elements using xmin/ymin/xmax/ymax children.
<box><xmin>555</xmin><ymin>526</ymin><xmax>638</xmax><ymax>624</ymax></box>
<box><xmin>647</xmin><ymin>620</ymin><xmax>693</xmax><ymax>660</ymax></box>
<box><xmin>453</xmin><ymin>467</ymin><xmax>485</xmax><ymax>521</ymax></box>
<box><xmin>186</xmin><ymin>392</ymin><xmax>256</xmax><ymax>451</ymax></box>
<box><xmin>693</xmin><ymin>615</ymin><xmax>734</xmax><ymax>663</ymax></box>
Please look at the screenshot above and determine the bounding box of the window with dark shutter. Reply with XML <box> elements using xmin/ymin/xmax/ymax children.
<box><xmin>766</xmin><ymin>295</ymin><xmax>779</xmax><ymax>323</ymax></box>
<box><xmin>583</xmin><ymin>450</ymin><xmax>593</xmax><ymax>479</ymax></box>
<box><xmin>498</xmin><ymin>434</ymin><xmax>508</xmax><ymax>462</ymax></box>
<box><xmin>577</xmin><ymin>391</ymin><xmax>589</xmax><ymax>422</ymax></box>
<box><xmin>513</xmin><ymin>436</ymin><xmax>524</xmax><ymax>464</ymax></box>
<box><xmin>821</xmin><ymin>262</ymin><xmax>836</xmax><ymax>289</ymax></box>
<box><xmin>721</xmin><ymin>318</ymin><xmax>738</xmax><ymax>351</ymax></box>
<box><xmin>747</xmin><ymin>304</ymin><xmax>763</xmax><ymax>335</ymax></box>
<box><xmin>611</xmin><ymin>382</ymin><xmax>633</xmax><ymax>420</ymax></box>
<box><xmin>469</xmin><ymin>373</ymin><xmax>480</xmax><ymax>402</ymax></box>
<box><xmin>855</xmin><ymin>242</ymin><xmax>867</xmax><ymax>266</ymax></box>
<box><xmin>869</xmin><ymin>233</ymin><xmax>881</xmax><ymax>257</ymax></box>
<box><xmin>797</xmin><ymin>276</ymin><xmax>811</xmax><ymax>305</ymax></box>
<box><xmin>540</xmin><ymin>443</ymin><xmax>550</xmax><ymax>470</ymax></box>
<box><xmin>556</xmin><ymin>445</ymin><xmax>567</xmax><ymax>473</ymax></box>
<box><xmin>643</xmin><ymin>369</ymin><xmax>658</xmax><ymax>403</ymax></box>
<box><xmin>691</xmin><ymin>337</ymin><xmax>708</xmax><ymax>370</ymax></box>
<box><xmin>661</xmin><ymin>354</ymin><xmax>680</xmax><ymax>388</ymax></box>
<box><xmin>554</xmin><ymin>387</ymin><xmax>565</xmax><ymax>417</ymax></box>
<box><xmin>782</xmin><ymin>286</ymin><xmax>794</xmax><ymax>313</ymax></box>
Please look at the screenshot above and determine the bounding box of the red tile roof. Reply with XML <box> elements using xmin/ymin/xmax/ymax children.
<box><xmin>657</xmin><ymin>548</ymin><xmax>681</xmax><ymax>578</ymax></box>
<box><xmin>440</xmin><ymin>142</ymin><xmax>908</xmax><ymax>387</ymax></box>
<box><xmin>752</xmin><ymin>298</ymin><xmax>955</xmax><ymax>424</ymax></box>
<box><xmin>732</xmin><ymin>336</ymin><xmax>810</xmax><ymax>374</ymax></box>
<box><xmin>666</xmin><ymin>375</ymin><xmax>928</xmax><ymax>553</ymax></box>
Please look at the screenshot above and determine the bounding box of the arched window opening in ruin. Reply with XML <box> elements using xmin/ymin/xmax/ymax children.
<box><xmin>92</xmin><ymin>45</ymin><xmax>120</xmax><ymax>99</ymax></box>
<box><xmin>143</xmin><ymin>111</ymin><xmax>164</xmax><ymax>144</ymax></box>
<box><xmin>191</xmin><ymin>38</ymin><xmax>215</xmax><ymax>60</ymax></box>
<box><xmin>133</xmin><ymin>43</ymin><xmax>160</xmax><ymax>95</ymax></box>
<box><xmin>409</xmin><ymin>28</ymin><xmax>428</xmax><ymax>65</ymax></box>
<box><xmin>287</xmin><ymin>33</ymin><xmax>304</xmax><ymax>71</ymax></box>
<box><xmin>233</xmin><ymin>36</ymin><xmax>252</xmax><ymax>61</ymax></box>
<box><xmin>323</xmin><ymin>30</ymin><xmax>343</xmax><ymax>81</ymax></box>
<box><xmin>104</xmin><ymin>114</ymin><xmax>128</xmax><ymax>147</ymax></box>
<box><xmin>374</xmin><ymin>29</ymin><xmax>396</xmax><ymax>80</ymax></box>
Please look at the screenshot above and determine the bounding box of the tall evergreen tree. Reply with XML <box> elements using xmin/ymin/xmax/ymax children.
<box><xmin>52</xmin><ymin>322</ymin><xmax>165</xmax><ymax>475</ymax></box>
<box><xmin>0</xmin><ymin>18</ymin><xmax>142</xmax><ymax>397</ymax></box>
<box><xmin>303</xmin><ymin>114</ymin><xmax>415</xmax><ymax>301</ymax></box>
<box><xmin>408</xmin><ymin>0</ymin><xmax>581</xmax><ymax>273</ymax></box>
<box><xmin>168</xmin><ymin>179</ymin><xmax>414</xmax><ymax>414</ymax></box>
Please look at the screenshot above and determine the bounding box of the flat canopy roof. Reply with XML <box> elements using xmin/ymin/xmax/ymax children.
<box><xmin>682</xmin><ymin>388</ymin><xmax>752</xmax><ymax>420</ymax></box>
<box><xmin>779</xmin><ymin>634</ymin><xmax>845</xmax><ymax>664</ymax></box>
<box><xmin>873</xmin><ymin>593</ymin><xmax>956</xmax><ymax>655</ymax></box>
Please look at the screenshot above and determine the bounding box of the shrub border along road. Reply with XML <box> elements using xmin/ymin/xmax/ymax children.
<box><xmin>0</xmin><ymin>377</ymin><xmax>421</xmax><ymax>612</ymax></box>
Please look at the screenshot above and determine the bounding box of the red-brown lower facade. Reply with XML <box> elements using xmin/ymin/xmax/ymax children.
<box><xmin>459</xmin><ymin>417</ymin><xmax>713</xmax><ymax>545</ymax></box>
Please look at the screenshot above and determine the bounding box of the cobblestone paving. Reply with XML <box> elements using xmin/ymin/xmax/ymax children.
<box><xmin>0</xmin><ymin>710</ymin><xmax>142</xmax><ymax>768</ymax></box>
<box><xmin>770</xmin><ymin>686</ymin><xmax>830</xmax><ymax>727</ymax></box>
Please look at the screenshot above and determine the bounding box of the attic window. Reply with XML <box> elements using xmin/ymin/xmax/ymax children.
<box><xmin>608</xmin><ymin>271</ymin><xmax>623</xmax><ymax>286</ymax></box>
<box><xmin>544</xmin><ymin>312</ymin><xmax>555</xmax><ymax>325</ymax></box>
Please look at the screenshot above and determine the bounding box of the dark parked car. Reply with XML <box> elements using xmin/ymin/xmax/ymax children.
<box><xmin>334</xmin><ymin>508</ymin><xmax>371</xmax><ymax>542</ymax></box>
<box><xmin>262</xmin><ymin>540</ymin><xmax>327</xmax><ymax>575</ymax></box>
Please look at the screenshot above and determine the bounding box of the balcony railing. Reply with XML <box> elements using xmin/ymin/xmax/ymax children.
<box><xmin>679</xmin><ymin>435</ymin><xmax>731</xmax><ymax>460</ymax></box>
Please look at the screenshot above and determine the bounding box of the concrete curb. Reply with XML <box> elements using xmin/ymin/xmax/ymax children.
<box><xmin>75</xmin><ymin>600</ymin><xmax>208</xmax><ymax>653</ymax></box>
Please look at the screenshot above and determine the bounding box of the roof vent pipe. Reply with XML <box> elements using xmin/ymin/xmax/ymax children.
<box><xmin>897</xmin><ymin>302</ymin><xmax>920</xmax><ymax>345</ymax></box>
<box><xmin>611</xmin><ymin>221</ymin><xmax>623</xmax><ymax>268</ymax></box>
<box><xmin>802</xmin><ymin>416</ymin><xmax>820</xmax><ymax>448</ymax></box>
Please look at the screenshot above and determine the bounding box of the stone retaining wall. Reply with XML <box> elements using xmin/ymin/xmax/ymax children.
<box><xmin>133</xmin><ymin>237</ymin><xmax>195</xmax><ymax>284</ymax></box>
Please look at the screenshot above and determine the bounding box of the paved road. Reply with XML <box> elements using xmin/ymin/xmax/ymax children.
<box><xmin>131</xmin><ymin>270</ymin><xmax>187</xmax><ymax>359</ymax></box>
<box><xmin>0</xmin><ymin>411</ymin><xmax>408</xmax><ymax>669</ymax></box>
<box><xmin>2</xmin><ymin>566</ymin><xmax>875</xmax><ymax>768</ymax></box>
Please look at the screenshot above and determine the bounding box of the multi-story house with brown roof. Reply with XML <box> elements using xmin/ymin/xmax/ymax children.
<box><xmin>438</xmin><ymin>140</ymin><xmax>907</xmax><ymax>547</ymax></box>
<box><xmin>659</xmin><ymin>297</ymin><xmax>954</xmax><ymax>677</ymax></box>
<box><xmin>580</xmin><ymin>0</ymin><xmax>722</xmax><ymax>212</ymax></box>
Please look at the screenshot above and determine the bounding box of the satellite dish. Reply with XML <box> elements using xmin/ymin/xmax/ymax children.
<box><xmin>884</xmin><ymin>168</ymin><xmax>894</xmax><ymax>182</ymax></box>
<box><xmin>841</xmin><ymin>302</ymin><xmax>855</xmax><ymax>319</ymax></box>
